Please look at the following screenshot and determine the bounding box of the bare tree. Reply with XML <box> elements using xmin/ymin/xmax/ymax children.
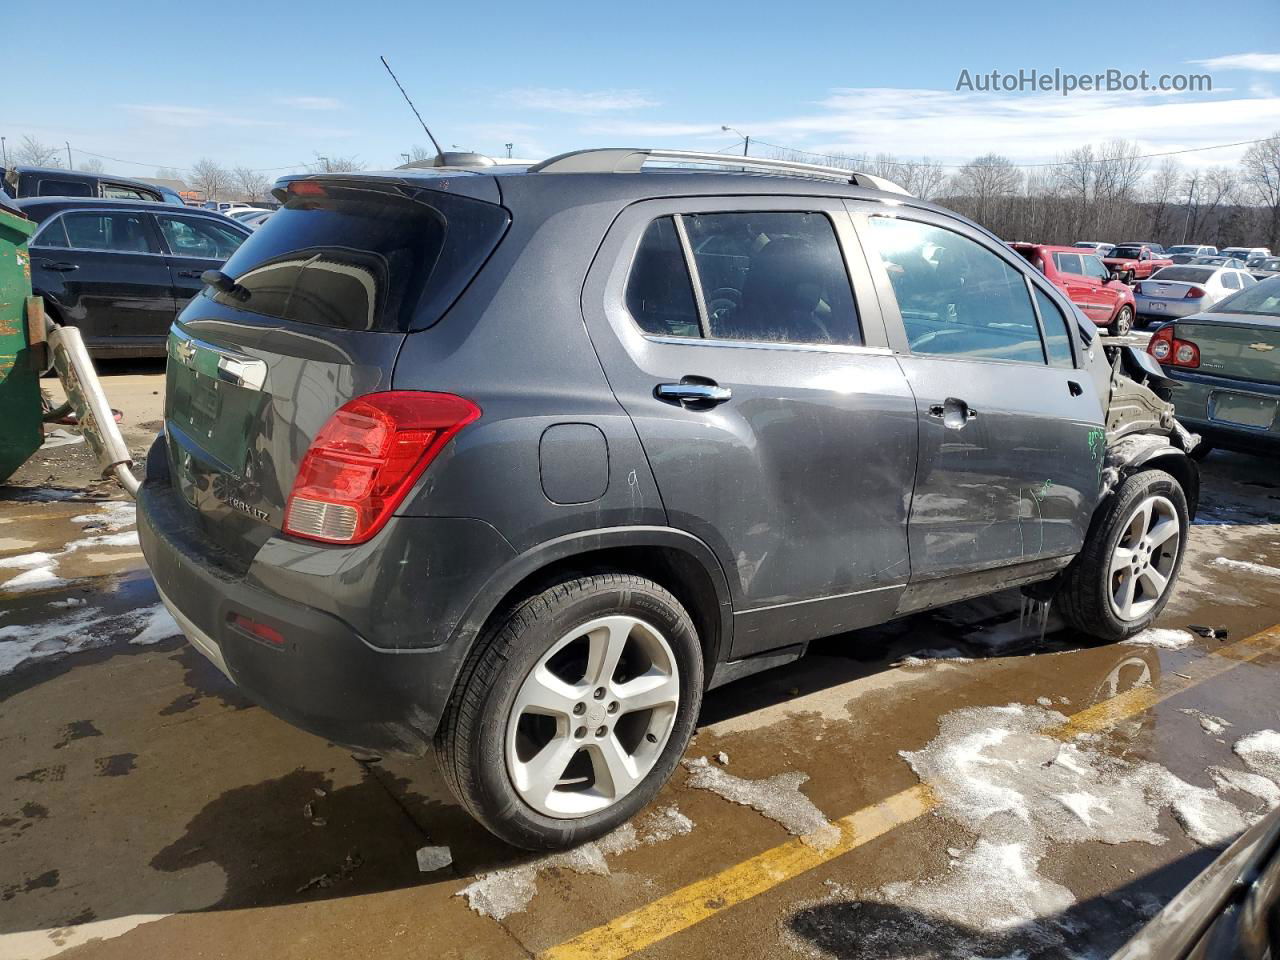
<box><xmin>15</xmin><ymin>135</ymin><xmax>61</xmax><ymax>167</ymax></box>
<box><xmin>1144</xmin><ymin>158</ymin><xmax>1182</xmax><ymax>242</ymax></box>
<box><xmin>948</xmin><ymin>154</ymin><xmax>1023</xmax><ymax>231</ymax></box>
<box><xmin>1242</xmin><ymin>132</ymin><xmax>1280</xmax><ymax>251</ymax></box>
<box><xmin>78</xmin><ymin>158</ymin><xmax>105</xmax><ymax>174</ymax></box>
<box><xmin>155</xmin><ymin>166</ymin><xmax>182</xmax><ymax>181</ymax></box>
<box><xmin>190</xmin><ymin>158</ymin><xmax>231</xmax><ymax>201</ymax></box>
<box><xmin>310</xmin><ymin>153</ymin><xmax>364</xmax><ymax>173</ymax></box>
<box><xmin>408</xmin><ymin>144</ymin><xmax>435</xmax><ymax>162</ymax></box>
<box><xmin>905</xmin><ymin>158</ymin><xmax>946</xmax><ymax>201</ymax></box>
<box><xmin>233</xmin><ymin>166</ymin><xmax>271</xmax><ymax>202</ymax></box>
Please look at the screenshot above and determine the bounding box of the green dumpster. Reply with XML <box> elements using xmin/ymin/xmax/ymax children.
<box><xmin>0</xmin><ymin>206</ymin><xmax>42</xmax><ymax>483</ymax></box>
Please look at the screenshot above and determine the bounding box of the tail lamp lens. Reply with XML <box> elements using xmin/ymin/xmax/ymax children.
<box><xmin>284</xmin><ymin>392</ymin><xmax>480</xmax><ymax>544</ymax></box>
<box><xmin>1185</xmin><ymin>286</ymin><xmax>1206</xmax><ymax>299</ymax></box>
<box><xmin>1146</xmin><ymin>326</ymin><xmax>1198</xmax><ymax>368</ymax></box>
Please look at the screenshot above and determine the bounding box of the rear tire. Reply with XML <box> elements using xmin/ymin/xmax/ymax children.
<box><xmin>436</xmin><ymin>573</ymin><xmax>703</xmax><ymax>850</ymax></box>
<box><xmin>1108</xmin><ymin>306</ymin><xmax>1134</xmax><ymax>337</ymax></box>
<box><xmin>1058</xmin><ymin>469</ymin><xmax>1188</xmax><ymax>642</ymax></box>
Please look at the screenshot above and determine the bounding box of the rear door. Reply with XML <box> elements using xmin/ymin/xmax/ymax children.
<box><xmin>153</xmin><ymin>212</ymin><xmax>249</xmax><ymax>309</ymax></box>
<box><xmin>853</xmin><ymin>206</ymin><xmax>1104</xmax><ymax>594</ymax></box>
<box><xmin>162</xmin><ymin>178</ymin><xmax>510</xmax><ymax>566</ymax></box>
<box><xmin>1052</xmin><ymin>251</ymin><xmax>1099</xmax><ymax>321</ymax></box>
<box><xmin>582</xmin><ymin>197</ymin><xmax>919</xmax><ymax>657</ymax></box>
<box><xmin>31</xmin><ymin>208</ymin><xmax>174</xmax><ymax>345</ymax></box>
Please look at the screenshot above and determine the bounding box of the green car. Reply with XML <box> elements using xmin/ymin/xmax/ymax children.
<box><xmin>1147</xmin><ymin>275</ymin><xmax>1280</xmax><ymax>457</ymax></box>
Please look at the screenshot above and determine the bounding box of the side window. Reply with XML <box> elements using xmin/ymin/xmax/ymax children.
<box><xmin>681</xmin><ymin>211</ymin><xmax>861</xmax><ymax>346</ymax></box>
<box><xmin>1052</xmin><ymin>252</ymin><xmax>1084</xmax><ymax>276</ymax></box>
<box><xmin>1241</xmin><ymin>272</ymin><xmax>1257</xmax><ymax>286</ymax></box>
<box><xmin>1084</xmin><ymin>255</ymin><xmax>1110</xmax><ymax>281</ymax></box>
<box><xmin>32</xmin><ymin>218</ymin><xmax>69</xmax><ymax>249</ymax></box>
<box><xmin>157</xmin><ymin>215</ymin><xmax>246</xmax><ymax>260</ymax></box>
<box><xmin>1221</xmin><ymin>272</ymin><xmax>1240</xmax><ymax>290</ymax></box>
<box><xmin>62</xmin><ymin>212</ymin><xmax>157</xmax><ymax>253</ymax></box>
<box><xmin>624</xmin><ymin>217</ymin><xmax>701</xmax><ymax>338</ymax></box>
<box><xmin>867</xmin><ymin>216</ymin><xmax>1045</xmax><ymax>364</ymax></box>
<box><xmin>36</xmin><ymin>179</ymin><xmax>93</xmax><ymax>198</ymax></box>
<box><xmin>1034</xmin><ymin>288</ymin><xmax>1075</xmax><ymax>368</ymax></box>
<box><xmin>102</xmin><ymin>184</ymin><xmax>151</xmax><ymax>201</ymax></box>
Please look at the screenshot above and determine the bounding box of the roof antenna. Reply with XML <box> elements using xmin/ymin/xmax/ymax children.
<box><xmin>380</xmin><ymin>55</ymin><xmax>443</xmax><ymax>157</ymax></box>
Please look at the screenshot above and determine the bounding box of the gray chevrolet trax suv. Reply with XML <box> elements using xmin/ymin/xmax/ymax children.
<box><xmin>138</xmin><ymin>148</ymin><xmax>1199</xmax><ymax>850</ymax></box>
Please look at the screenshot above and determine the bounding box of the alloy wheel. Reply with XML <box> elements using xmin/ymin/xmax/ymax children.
<box><xmin>505</xmin><ymin>615</ymin><xmax>680</xmax><ymax>818</ymax></box>
<box><xmin>1109</xmin><ymin>494</ymin><xmax>1180</xmax><ymax>621</ymax></box>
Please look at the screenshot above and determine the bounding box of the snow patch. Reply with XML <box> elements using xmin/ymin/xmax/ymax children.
<box><xmin>1121</xmin><ymin>628</ymin><xmax>1195</xmax><ymax>650</ymax></box>
<box><xmin>1211</xmin><ymin>557</ymin><xmax>1280</xmax><ymax>579</ymax></box>
<box><xmin>1210</xmin><ymin>766</ymin><xmax>1280</xmax><ymax>807</ymax></box>
<box><xmin>129</xmin><ymin>605</ymin><xmax>180</xmax><ymax>646</ymax></box>
<box><xmin>415</xmin><ymin>846</ymin><xmax>453</xmax><ymax>873</ymax></box>
<box><xmin>2</xmin><ymin>566</ymin><xmax>71</xmax><ymax>593</ymax></box>
<box><xmin>0</xmin><ymin>603</ymin><xmax>182</xmax><ymax>676</ymax></box>
<box><xmin>0</xmin><ymin>552</ymin><xmax>55</xmax><ymax>570</ymax></box>
<box><xmin>1235</xmin><ymin>730</ymin><xmax>1280</xmax><ymax>783</ymax></box>
<box><xmin>1180</xmin><ymin>708</ymin><xmax>1231</xmax><ymax>737</ymax></box>
<box><xmin>683</xmin><ymin>757</ymin><xmax>839</xmax><ymax>850</ymax></box>
<box><xmin>72</xmin><ymin>501</ymin><xmax>136</xmax><ymax>531</ymax></box>
<box><xmin>65</xmin><ymin>531</ymin><xmax>140</xmax><ymax>553</ymax></box>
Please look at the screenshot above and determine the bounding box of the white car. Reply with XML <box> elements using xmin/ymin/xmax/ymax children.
<box><xmin>227</xmin><ymin>207</ymin><xmax>271</xmax><ymax>222</ymax></box>
<box><xmin>1135</xmin><ymin>265</ymin><xmax>1258</xmax><ymax>323</ymax></box>
<box><xmin>1072</xmin><ymin>241</ymin><xmax>1115</xmax><ymax>257</ymax></box>
<box><xmin>1221</xmin><ymin>246</ymin><xmax>1271</xmax><ymax>265</ymax></box>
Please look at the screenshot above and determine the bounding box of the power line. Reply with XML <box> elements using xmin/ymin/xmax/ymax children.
<box><xmin>67</xmin><ymin>145</ymin><xmax>308</xmax><ymax>174</ymax></box>
<box><xmin>749</xmin><ymin>135</ymin><xmax>1277</xmax><ymax>171</ymax></box>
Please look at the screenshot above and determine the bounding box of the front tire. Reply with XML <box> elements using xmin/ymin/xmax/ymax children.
<box><xmin>1058</xmin><ymin>469</ymin><xmax>1188</xmax><ymax>642</ymax></box>
<box><xmin>1109</xmin><ymin>306</ymin><xmax>1134</xmax><ymax>337</ymax></box>
<box><xmin>436</xmin><ymin>573</ymin><xmax>703</xmax><ymax>850</ymax></box>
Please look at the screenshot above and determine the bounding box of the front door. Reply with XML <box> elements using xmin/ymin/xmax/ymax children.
<box><xmin>31</xmin><ymin>209</ymin><xmax>174</xmax><ymax>347</ymax></box>
<box><xmin>855</xmin><ymin>208</ymin><xmax>1105</xmax><ymax>592</ymax></box>
<box><xmin>582</xmin><ymin>198</ymin><xmax>919</xmax><ymax>657</ymax></box>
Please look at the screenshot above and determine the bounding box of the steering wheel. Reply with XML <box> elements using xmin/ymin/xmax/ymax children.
<box><xmin>706</xmin><ymin>287</ymin><xmax>741</xmax><ymax>324</ymax></box>
<box><xmin>909</xmin><ymin>327</ymin><xmax>967</xmax><ymax>351</ymax></box>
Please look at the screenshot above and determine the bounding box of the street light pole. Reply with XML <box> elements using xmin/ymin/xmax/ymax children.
<box><xmin>505</xmin><ymin>142</ymin><xmax>513</xmax><ymax>158</ymax></box>
<box><xmin>721</xmin><ymin>125</ymin><xmax>750</xmax><ymax>157</ymax></box>
<box><xmin>66</xmin><ymin>141</ymin><xmax>73</xmax><ymax>169</ymax></box>
<box><xmin>317</xmin><ymin>155</ymin><xmax>329</xmax><ymax>173</ymax></box>
<box><xmin>400</xmin><ymin>153</ymin><xmax>411</xmax><ymax>165</ymax></box>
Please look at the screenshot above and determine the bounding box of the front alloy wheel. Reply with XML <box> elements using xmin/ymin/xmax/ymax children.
<box><xmin>506</xmin><ymin>615</ymin><xmax>680</xmax><ymax>818</ymax></box>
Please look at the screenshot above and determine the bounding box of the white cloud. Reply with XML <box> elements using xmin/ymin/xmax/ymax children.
<box><xmin>1192</xmin><ymin>53</ymin><xmax>1280</xmax><ymax>72</ymax></box>
<box><xmin>274</xmin><ymin>96</ymin><xmax>344</xmax><ymax>111</ymax></box>
<box><xmin>502</xmin><ymin>88</ymin><xmax>658</xmax><ymax>114</ymax></box>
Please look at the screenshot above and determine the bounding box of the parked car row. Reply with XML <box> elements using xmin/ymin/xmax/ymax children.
<box><xmin>2</xmin><ymin>165</ymin><xmax>186</xmax><ymax>206</ymax></box>
<box><xmin>1135</xmin><ymin>265</ymin><xmax>1258</xmax><ymax>324</ymax></box>
<box><xmin>1011</xmin><ymin>242</ymin><xmax>1136</xmax><ymax>334</ymax></box>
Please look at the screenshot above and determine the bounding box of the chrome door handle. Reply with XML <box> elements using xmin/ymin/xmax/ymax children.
<box><xmin>655</xmin><ymin>382</ymin><xmax>732</xmax><ymax>406</ymax></box>
<box><xmin>927</xmin><ymin>398</ymin><xmax>977</xmax><ymax>429</ymax></box>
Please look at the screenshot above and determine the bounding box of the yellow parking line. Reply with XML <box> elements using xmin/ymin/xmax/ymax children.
<box><xmin>539</xmin><ymin>624</ymin><xmax>1280</xmax><ymax>960</ymax></box>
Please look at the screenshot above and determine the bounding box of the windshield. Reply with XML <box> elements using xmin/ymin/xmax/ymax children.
<box><xmin>1209</xmin><ymin>277</ymin><xmax>1280</xmax><ymax>316</ymax></box>
<box><xmin>1167</xmin><ymin>245</ymin><xmax>1198</xmax><ymax>254</ymax></box>
<box><xmin>1110</xmin><ymin>246</ymin><xmax>1142</xmax><ymax>259</ymax></box>
<box><xmin>1258</xmin><ymin>258</ymin><xmax>1280</xmax><ymax>271</ymax></box>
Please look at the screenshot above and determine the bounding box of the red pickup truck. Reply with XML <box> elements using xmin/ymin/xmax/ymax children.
<box><xmin>1104</xmin><ymin>244</ymin><xmax>1172</xmax><ymax>284</ymax></box>
<box><xmin>1011</xmin><ymin>242</ymin><xmax>1137</xmax><ymax>335</ymax></box>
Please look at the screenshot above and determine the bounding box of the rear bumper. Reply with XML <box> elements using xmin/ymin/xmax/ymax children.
<box><xmin>1135</xmin><ymin>296</ymin><xmax>1201</xmax><ymax>320</ymax></box>
<box><xmin>137</xmin><ymin>438</ymin><xmax>516</xmax><ymax>756</ymax></box>
<box><xmin>1165</xmin><ymin>370</ymin><xmax>1280</xmax><ymax>453</ymax></box>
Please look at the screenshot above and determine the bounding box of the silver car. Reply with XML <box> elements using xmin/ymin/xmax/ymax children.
<box><xmin>1072</xmin><ymin>240</ymin><xmax>1115</xmax><ymax>257</ymax></box>
<box><xmin>1135</xmin><ymin>265</ymin><xmax>1257</xmax><ymax>322</ymax></box>
<box><xmin>1251</xmin><ymin>256</ymin><xmax>1280</xmax><ymax>281</ymax></box>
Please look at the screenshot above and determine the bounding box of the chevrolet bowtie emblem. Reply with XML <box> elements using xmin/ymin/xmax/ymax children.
<box><xmin>1248</xmin><ymin>342</ymin><xmax>1275</xmax><ymax>352</ymax></box>
<box><xmin>175</xmin><ymin>339</ymin><xmax>196</xmax><ymax>364</ymax></box>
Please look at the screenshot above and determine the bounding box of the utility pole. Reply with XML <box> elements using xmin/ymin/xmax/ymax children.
<box><xmin>721</xmin><ymin>126</ymin><xmax>750</xmax><ymax>158</ymax></box>
<box><xmin>65</xmin><ymin>141</ymin><xmax>73</xmax><ymax>169</ymax></box>
<box><xmin>505</xmin><ymin>143</ymin><xmax>513</xmax><ymax>158</ymax></box>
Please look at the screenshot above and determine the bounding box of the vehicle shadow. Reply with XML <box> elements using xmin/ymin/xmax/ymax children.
<box><xmin>781</xmin><ymin>845</ymin><xmax>1220</xmax><ymax>960</ymax></box>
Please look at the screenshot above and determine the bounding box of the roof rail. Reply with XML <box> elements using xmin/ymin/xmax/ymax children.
<box><xmin>528</xmin><ymin>148</ymin><xmax>912</xmax><ymax>196</ymax></box>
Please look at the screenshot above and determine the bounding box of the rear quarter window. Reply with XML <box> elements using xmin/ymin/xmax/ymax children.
<box><xmin>211</xmin><ymin>183</ymin><xmax>509</xmax><ymax>332</ymax></box>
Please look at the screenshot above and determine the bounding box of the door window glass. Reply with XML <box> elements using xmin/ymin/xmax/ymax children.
<box><xmin>102</xmin><ymin>184</ymin><xmax>155</xmax><ymax>201</ymax></box>
<box><xmin>1052</xmin><ymin>252</ymin><xmax>1084</xmax><ymax>276</ymax></box>
<box><xmin>32</xmin><ymin>218</ymin><xmax>69</xmax><ymax>248</ymax></box>
<box><xmin>36</xmin><ymin>179</ymin><xmax>93</xmax><ymax>197</ymax></box>
<box><xmin>63</xmin><ymin>212</ymin><xmax>158</xmax><ymax>253</ymax></box>
<box><xmin>1034</xmin><ymin>288</ymin><xmax>1075</xmax><ymax>368</ymax></box>
<box><xmin>157</xmin><ymin>215</ymin><xmax>246</xmax><ymax>259</ymax></box>
<box><xmin>624</xmin><ymin>217</ymin><xmax>700</xmax><ymax>337</ymax></box>
<box><xmin>682</xmin><ymin>211</ymin><xmax>860</xmax><ymax>345</ymax></box>
<box><xmin>1221</xmin><ymin>272</ymin><xmax>1240</xmax><ymax>290</ymax></box>
<box><xmin>1083</xmin><ymin>255</ymin><xmax>1111</xmax><ymax>281</ymax></box>
<box><xmin>867</xmin><ymin>216</ymin><xmax>1045</xmax><ymax>364</ymax></box>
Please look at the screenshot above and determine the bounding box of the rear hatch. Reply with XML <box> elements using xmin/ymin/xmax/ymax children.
<box><xmin>163</xmin><ymin>175</ymin><xmax>509</xmax><ymax>567</ymax></box>
<box><xmin>1177</xmin><ymin>314</ymin><xmax>1280</xmax><ymax>387</ymax></box>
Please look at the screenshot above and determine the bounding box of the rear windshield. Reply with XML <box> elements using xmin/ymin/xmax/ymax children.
<box><xmin>1150</xmin><ymin>267</ymin><xmax>1214</xmax><ymax>283</ymax></box>
<box><xmin>1210</xmin><ymin>279</ymin><xmax>1280</xmax><ymax>316</ymax></box>
<box><xmin>210</xmin><ymin>182</ymin><xmax>509</xmax><ymax>332</ymax></box>
<box><xmin>1110</xmin><ymin>246</ymin><xmax>1142</xmax><ymax>259</ymax></box>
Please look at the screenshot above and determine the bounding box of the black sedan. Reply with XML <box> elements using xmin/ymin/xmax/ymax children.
<box><xmin>12</xmin><ymin>197</ymin><xmax>250</xmax><ymax>357</ymax></box>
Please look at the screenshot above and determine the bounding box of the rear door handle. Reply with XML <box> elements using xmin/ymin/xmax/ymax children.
<box><xmin>927</xmin><ymin>397</ymin><xmax>978</xmax><ymax>429</ymax></box>
<box><xmin>176</xmin><ymin>269</ymin><xmax>205</xmax><ymax>279</ymax></box>
<box><xmin>655</xmin><ymin>380</ymin><xmax>732</xmax><ymax>407</ymax></box>
<box><xmin>1068</xmin><ymin>380</ymin><xmax>1084</xmax><ymax>396</ymax></box>
<box><xmin>40</xmin><ymin>260</ymin><xmax>79</xmax><ymax>272</ymax></box>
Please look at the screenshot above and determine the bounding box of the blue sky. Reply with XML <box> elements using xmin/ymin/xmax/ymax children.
<box><xmin>4</xmin><ymin>0</ymin><xmax>1279</xmax><ymax>179</ymax></box>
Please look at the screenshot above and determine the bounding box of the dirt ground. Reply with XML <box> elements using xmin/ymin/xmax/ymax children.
<box><xmin>2</xmin><ymin>358</ymin><xmax>1279</xmax><ymax>960</ymax></box>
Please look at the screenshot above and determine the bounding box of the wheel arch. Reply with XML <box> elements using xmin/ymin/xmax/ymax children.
<box><xmin>1095</xmin><ymin>443</ymin><xmax>1199</xmax><ymax>522</ymax></box>
<box><xmin>446</xmin><ymin>526</ymin><xmax>734</xmax><ymax>693</ymax></box>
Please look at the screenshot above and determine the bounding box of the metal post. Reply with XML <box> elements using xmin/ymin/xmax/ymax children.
<box><xmin>505</xmin><ymin>143</ymin><xmax>513</xmax><ymax>158</ymax></box>
<box><xmin>1</xmin><ymin>136</ymin><xmax>7</xmax><ymax>167</ymax></box>
<box><xmin>743</xmin><ymin>136</ymin><xmax>750</xmax><ymax>157</ymax></box>
<box><xmin>65</xmin><ymin>141</ymin><xmax>73</xmax><ymax>169</ymax></box>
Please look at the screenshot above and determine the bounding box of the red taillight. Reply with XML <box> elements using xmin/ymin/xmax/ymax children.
<box><xmin>284</xmin><ymin>392</ymin><xmax>481</xmax><ymax>544</ymax></box>
<box><xmin>1147</xmin><ymin>325</ymin><xmax>1199</xmax><ymax>368</ymax></box>
<box><xmin>288</xmin><ymin>180</ymin><xmax>327</xmax><ymax>197</ymax></box>
<box><xmin>1184</xmin><ymin>286</ymin><xmax>1206</xmax><ymax>299</ymax></box>
<box><xmin>1134</xmin><ymin>282</ymin><xmax>1145</xmax><ymax>296</ymax></box>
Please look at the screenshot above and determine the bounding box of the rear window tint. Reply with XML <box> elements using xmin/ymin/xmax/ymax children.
<box><xmin>1151</xmin><ymin>267</ymin><xmax>1214</xmax><ymax>283</ymax></box>
<box><xmin>211</xmin><ymin>183</ymin><xmax>509</xmax><ymax>332</ymax></box>
<box><xmin>625</xmin><ymin>217</ymin><xmax>701</xmax><ymax>337</ymax></box>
